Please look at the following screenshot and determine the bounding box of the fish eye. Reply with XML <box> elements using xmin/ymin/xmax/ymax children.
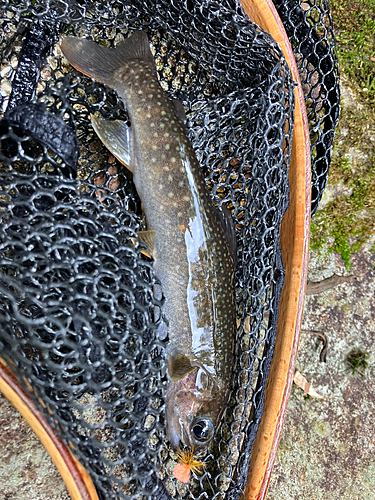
<box><xmin>191</xmin><ymin>418</ymin><xmax>214</xmax><ymax>444</ymax></box>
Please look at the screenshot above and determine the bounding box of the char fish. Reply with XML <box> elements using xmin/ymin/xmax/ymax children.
<box><xmin>61</xmin><ymin>31</ymin><xmax>237</xmax><ymax>453</ymax></box>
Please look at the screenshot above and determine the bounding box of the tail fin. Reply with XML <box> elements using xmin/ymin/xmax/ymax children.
<box><xmin>60</xmin><ymin>31</ymin><xmax>153</xmax><ymax>89</ymax></box>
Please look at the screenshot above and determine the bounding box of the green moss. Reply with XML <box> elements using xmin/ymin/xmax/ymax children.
<box><xmin>311</xmin><ymin>143</ymin><xmax>375</xmax><ymax>264</ymax></box>
<box><xmin>311</xmin><ymin>0</ymin><xmax>375</xmax><ymax>266</ymax></box>
<box><xmin>311</xmin><ymin>105</ymin><xmax>375</xmax><ymax>266</ymax></box>
<box><xmin>346</xmin><ymin>348</ymin><xmax>369</xmax><ymax>375</ymax></box>
<box><xmin>331</xmin><ymin>0</ymin><xmax>375</xmax><ymax>104</ymax></box>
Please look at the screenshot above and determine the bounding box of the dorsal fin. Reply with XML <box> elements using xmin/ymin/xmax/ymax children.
<box><xmin>114</xmin><ymin>31</ymin><xmax>154</xmax><ymax>64</ymax></box>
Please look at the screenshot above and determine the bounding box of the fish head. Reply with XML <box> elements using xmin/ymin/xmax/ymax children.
<box><xmin>166</xmin><ymin>364</ymin><xmax>226</xmax><ymax>452</ymax></box>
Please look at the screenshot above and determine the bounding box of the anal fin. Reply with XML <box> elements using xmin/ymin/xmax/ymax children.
<box><xmin>172</xmin><ymin>99</ymin><xmax>187</xmax><ymax>125</ymax></box>
<box><xmin>138</xmin><ymin>230</ymin><xmax>156</xmax><ymax>258</ymax></box>
<box><xmin>90</xmin><ymin>115</ymin><xmax>132</xmax><ymax>171</ymax></box>
<box><xmin>214</xmin><ymin>205</ymin><xmax>237</xmax><ymax>265</ymax></box>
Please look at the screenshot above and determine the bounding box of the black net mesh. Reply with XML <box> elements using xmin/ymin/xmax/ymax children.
<box><xmin>0</xmin><ymin>0</ymin><xmax>338</xmax><ymax>499</ymax></box>
<box><xmin>273</xmin><ymin>0</ymin><xmax>340</xmax><ymax>215</ymax></box>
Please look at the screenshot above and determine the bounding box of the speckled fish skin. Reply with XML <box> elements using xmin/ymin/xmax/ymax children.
<box><xmin>60</xmin><ymin>31</ymin><xmax>237</xmax><ymax>452</ymax></box>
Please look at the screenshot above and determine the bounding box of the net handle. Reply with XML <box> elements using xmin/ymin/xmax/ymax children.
<box><xmin>0</xmin><ymin>357</ymin><xmax>99</xmax><ymax>500</ymax></box>
<box><xmin>238</xmin><ymin>0</ymin><xmax>311</xmax><ymax>498</ymax></box>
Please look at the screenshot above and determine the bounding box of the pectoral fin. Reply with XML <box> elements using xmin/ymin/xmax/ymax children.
<box><xmin>168</xmin><ymin>354</ymin><xmax>195</xmax><ymax>382</ymax></box>
<box><xmin>90</xmin><ymin>115</ymin><xmax>132</xmax><ymax>171</ymax></box>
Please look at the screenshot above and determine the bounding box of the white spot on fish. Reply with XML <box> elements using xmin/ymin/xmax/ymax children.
<box><xmin>150</xmin><ymin>123</ymin><xmax>155</xmax><ymax>128</ymax></box>
<box><xmin>146</xmin><ymin>113</ymin><xmax>152</xmax><ymax>119</ymax></box>
<box><xmin>153</xmin><ymin>132</ymin><xmax>158</xmax><ymax>137</ymax></box>
<box><xmin>161</xmin><ymin>110</ymin><xmax>166</xmax><ymax>116</ymax></box>
<box><xmin>168</xmin><ymin>192</ymin><xmax>174</xmax><ymax>198</ymax></box>
<box><xmin>171</xmin><ymin>157</ymin><xmax>177</xmax><ymax>163</ymax></box>
<box><xmin>168</xmin><ymin>175</ymin><xmax>173</xmax><ymax>181</ymax></box>
<box><xmin>138</xmin><ymin>90</ymin><xmax>143</xmax><ymax>95</ymax></box>
<box><xmin>157</xmin><ymin>102</ymin><xmax>162</xmax><ymax>106</ymax></box>
<box><xmin>152</xmin><ymin>145</ymin><xmax>158</xmax><ymax>150</ymax></box>
<box><xmin>148</xmin><ymin>94</ymin><xmax>154</xmax><ymax>98</ymax></box>
<box><xmin>165</xmin><ymin>144</ymin><xmax>170</xmax><ymax>150</ymax></box>
<box><xmin>159</xmin><ymin>184</ymin><xmax>164</xmax><ymax>190</ymax></box>
<box><xmin>164</xmin><ymin>132</ymin><xmax>170</xmax><ymax>138</ymax></box>
<box><xmin>183</xmin><ymin>195</ymin><xmax>190</xmax><ymax>202</ymax></box>
<box><xmin>177</xmin><ymin>212</ymin><xmax>183</xmax><ymax>217</ymax></box>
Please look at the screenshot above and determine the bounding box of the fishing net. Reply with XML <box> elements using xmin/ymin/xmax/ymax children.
<box><xmin>0</xmin><ymin>0</ymin><xmax>338</xmax><ymax>499</ymax></box>
<box><xmin>273</xmin><ymin>0</ymin><xmax>340</xmax><ymax>216</ymax></box>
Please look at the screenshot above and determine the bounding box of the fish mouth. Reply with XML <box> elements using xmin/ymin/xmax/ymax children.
<box><xmin>166</xmin><ymin>415</ymin><xmax>192</xmax><ymax>449</ymax></box>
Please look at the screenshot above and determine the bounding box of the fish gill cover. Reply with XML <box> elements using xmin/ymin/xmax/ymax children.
<box><xmin>0</xmin><ymin>0</ymin><xmax>339</xmax><ymax>499</ymax></box>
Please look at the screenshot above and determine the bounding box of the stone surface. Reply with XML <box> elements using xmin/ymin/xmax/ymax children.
<box><xmin>0</xmin><ymin>392</ymin><xmax>70</xmax><ymax>500</ymax></box>
<box><xmin>267</xmin><ymin>240</ymin><xmax>375</xmax><ymax>500</ymax></box>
